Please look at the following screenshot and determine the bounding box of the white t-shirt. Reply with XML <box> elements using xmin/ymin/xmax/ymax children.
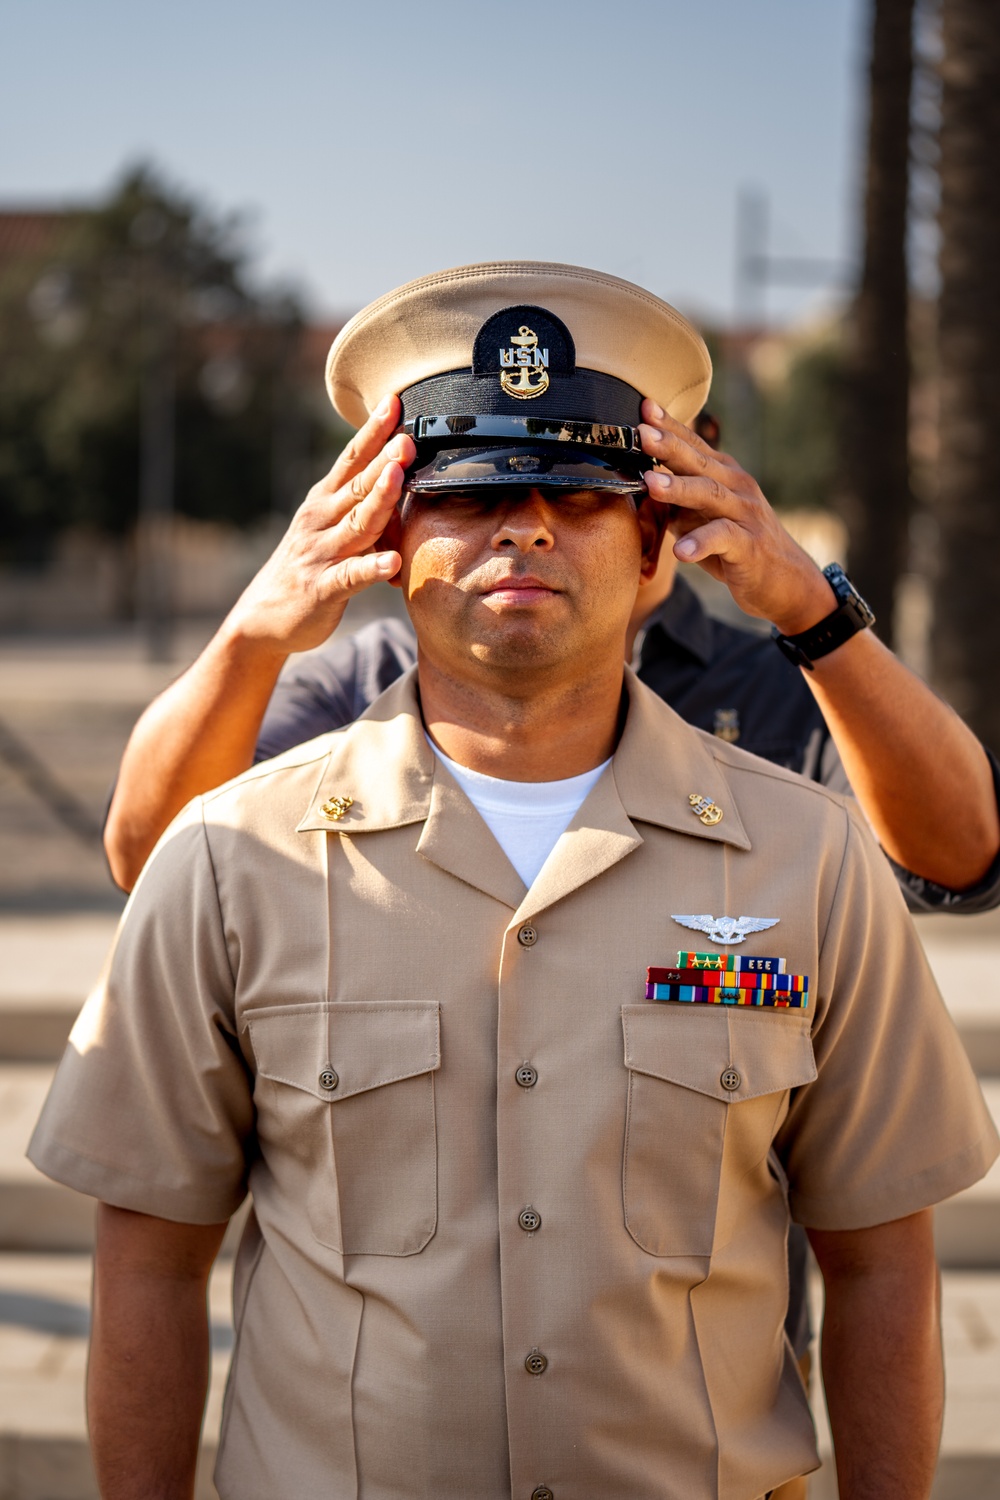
<box><xmin>430</xmin><ymin>741</ymin><xmax>611</xmax><ymax>888</ymax></box>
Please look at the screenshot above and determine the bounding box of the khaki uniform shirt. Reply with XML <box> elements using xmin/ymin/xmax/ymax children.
<box><xmin>30</xmin><ymin>669</ymin><xmax>998</xmax><ymax>1500</ymax></box>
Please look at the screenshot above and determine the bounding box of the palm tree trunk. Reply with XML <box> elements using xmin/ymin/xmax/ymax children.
<box><xmin>932</xmin><ymin>0</ymin><xmax>1000</xmax><ymax>745</ymax></box>
<box><xmin>841</xmin><ymin>0</ymin><xmax>915</xmax><ymax>644</ymax></box>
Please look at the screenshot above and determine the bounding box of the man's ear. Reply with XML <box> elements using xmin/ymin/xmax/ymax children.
<box><xmin>379</xmin><ymin>505</ymin><xmax>405</xmax><ymax>589</ymax></box>
<box><xmin>635</xmin><ymin>490</ymin><xmax>671</xmax><ymax>581</ymax></box>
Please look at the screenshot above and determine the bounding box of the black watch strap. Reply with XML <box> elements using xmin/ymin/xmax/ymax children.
<box><xmin>771</xmin><ymin>564</ymin><xmax>876</xmax><ymax>671</ymax></box>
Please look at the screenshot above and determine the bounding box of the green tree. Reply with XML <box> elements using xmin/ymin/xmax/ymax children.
<box><xmin>0</xmin><ymin>164</ymin><xmax>342</xmax><ymax>581</ymax></box>
<box><xmin>760</xmin><ymin>335</ymin><xmax>846</xmax><ymax>515</ymax></box>
<box><xmin>840</xmin><ymin>0</ymin><xmax>917</xmax><ymax>645</ymax></box>
<box><xmin>933</xmin><ymin>0</ymin><xmax>1000</xmax><ymax>744</ymax></box>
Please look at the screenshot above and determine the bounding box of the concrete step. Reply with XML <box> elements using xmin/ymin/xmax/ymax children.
<box><xmin>807</xmin><ymin>1267</ymin><xmax>1000</xmax><ymax>1499</ymax></box>
<box><xmin>0</xmin><ymin>1255</ymin><xmax>996</xmax><ymax>1500</ymax></box>
<box><xmin>919</xmin><ymin>932</ymin><xmax>1000</xmax><ymax>1077</ymax></box>
<box><xmin>0</xmin><ymin>1065</ymin><xmax>246</xmax><ymax>1255</ymax></box>
<box><xmin>3</xmin><ymin>1060</ymin><xmax>999</xmax><ymax>1266</ymax></box>
<box><xmin>0</xmin><ymin>916</ymin><xmax>116</xmax><ymax>1063</ymax></box>
<box><xmin>935</xmin><ymin>1080</ymin><xmax>1000</xmax><ymax>1266</ymax></box>
<box><xmin>0</xmin><ymin>1253</ymin><xmax>229</xmax><ymax>1499</ymax></box>
<box><xmin>0</xmin><ymin>1066</ymin><xmax>94</xmax><ymax>1252</ymax></box>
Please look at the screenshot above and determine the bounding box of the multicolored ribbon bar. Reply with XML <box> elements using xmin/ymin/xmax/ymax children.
<box><xmin>645</xmin><ymin>982</ymin><xmax>808</xmax><ymax>1010</ymax></box>
<box><xmin>649</xmin><ymin>967</ymin><xmax>807</xmax><ymax>991</ymax></box>
<box><xmin>677</xmin><ymin>951</ymin><xmax>787</xmax><ymax>974</ymax></box>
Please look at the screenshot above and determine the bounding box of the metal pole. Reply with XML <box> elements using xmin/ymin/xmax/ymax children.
<box><xmin>734</xmin><ymin>185</ymin><xmax>769</xmax><ymax>327</ymax></box>
<box><xmin>730</xmin><ymin>187</ymin><xmax>769</xmax><ymax>475</ymax></box>
<box><xmin>135</xmin><ymin>216</ymin><xmax>175</xmax><ymax>664</ymax></box>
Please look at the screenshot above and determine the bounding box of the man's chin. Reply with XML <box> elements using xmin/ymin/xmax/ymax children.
<box><xmin>467</xmin><ymin>622</ymin><xmax>576</xmax><ymax>674</ymax></box>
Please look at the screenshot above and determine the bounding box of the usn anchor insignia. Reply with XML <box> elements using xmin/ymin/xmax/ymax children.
<box><xmin>499</xmin><ymin>325</ymin><xmax>550</xmax><ymax>400</ymax></box>
<box><xmin>688</xmin><ymin>792</ymin><xmax>724</xmax><ymax>826</ymax></box>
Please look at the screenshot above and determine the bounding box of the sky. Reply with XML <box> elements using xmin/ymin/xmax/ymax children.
<box><xmin>3</xmin><ymin>0</ymin><xmax>868</xmax><ymax>327</ymax></box>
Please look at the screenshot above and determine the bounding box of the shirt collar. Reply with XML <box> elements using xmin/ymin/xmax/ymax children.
<box><xmin>297</xmin><ymin>663</ymin><xmax>750</xmax><ymax>854</ymax></box>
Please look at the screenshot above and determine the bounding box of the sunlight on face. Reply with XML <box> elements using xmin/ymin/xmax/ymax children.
<box><xmin>395</xmin><ymin>487</ymin><xmax>650</xmax><ymax>683</ymax></box>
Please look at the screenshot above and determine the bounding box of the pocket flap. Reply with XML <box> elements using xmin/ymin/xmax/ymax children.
<box><xmin>248</xmin><ymin>1003</ymin><xmax>441</xmax><ymax>1101</ymax></box>
<box><xmin>622</xmin><ymin>1004</ymin><xmax>815</xmax><ymax>1102</ymax></box>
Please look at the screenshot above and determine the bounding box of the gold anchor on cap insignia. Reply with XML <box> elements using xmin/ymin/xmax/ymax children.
<box><xmin>689</xmin><ymin>792</ymin><xmax>724</xmax><ymax>826</ymax></box>
<box><xmin>499</xmin><ymin>325</ymin><xmax>550</xmax><ymax>400</ymax></box>
<box><xmin>320</xmin><ymin>794</ymin><xmax>354</xmax><ymax>823</ymax></box>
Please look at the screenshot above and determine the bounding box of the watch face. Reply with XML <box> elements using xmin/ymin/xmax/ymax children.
<box><xmin>823</xmin><ymin>563</ymin><xmax>851</xmax><ymax>601</ymax></box>
<box><xmin>823</xmin><ymin>564</ymin><xmax>876</xmax><ymax>629</ymax></box>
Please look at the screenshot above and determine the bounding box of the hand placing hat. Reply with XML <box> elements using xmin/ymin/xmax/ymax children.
<box><xmin>640</xmin><ymin>405</ymin><xmax>834</xmax><ymax>637</ymax></box>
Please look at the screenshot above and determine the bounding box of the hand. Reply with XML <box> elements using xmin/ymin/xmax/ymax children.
<box><xmin>639</xmin><ymin>398</ymin><xmax>835</xmax><ymax>635</ymax></box>
<box><xmin>223</xmin><ymin>394</ymin><xmax>415</xmax><ymax>659</ymax></box>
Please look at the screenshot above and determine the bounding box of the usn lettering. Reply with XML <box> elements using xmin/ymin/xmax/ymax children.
<box><xmin>499</xmin><ymin>346</ymin><xmax>549</xmax><ymax>368</ymax></box>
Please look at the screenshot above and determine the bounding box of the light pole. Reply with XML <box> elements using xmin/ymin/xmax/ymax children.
<box><xmin>132</xmin><ymin>208</ymin><xmax>175</xmax><ymax>664</ymax></box>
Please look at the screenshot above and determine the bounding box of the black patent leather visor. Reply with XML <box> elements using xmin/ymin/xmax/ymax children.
<box><xmin>405</xmin><ymin>443</ymin><xmax>648</xmax><ymax>495</ymax></box>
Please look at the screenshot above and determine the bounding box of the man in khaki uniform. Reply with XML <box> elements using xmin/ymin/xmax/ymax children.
<box><xmin>31</xmin><ymin>263</ymin><xmax>998</xmax><ymax>1500</ymax></box>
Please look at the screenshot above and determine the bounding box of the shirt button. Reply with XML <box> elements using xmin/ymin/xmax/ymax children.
<box><xmin>515</xmin><ymin>1064</ymin><xmax>538</xmax><ymax>1088</ymax></box>
<box><xmin>720</xmin><ymin>1066</ymin><xmax>741</xmax><ymax>1092</ymax></box>
<box><xmin>532</xmin><ymin>1489</ymin><xmax>555</xmax><ymax>1500</ymax></box>
<box><xmin>518</xmin><ymin>1206</ymin><xmax>542</xmax><ymax>1232</ymax></box>
<box><xmin>524</xmin><ymin>1348</ymin><xmax>548</xmax><ymax>1376</ymax></box>
<box><xmin>517</xmin><ymin>923</ymin><xmax>538</xmax><ymax>947</ymax></box>
<box><xmin>319</xmin><ymin>1067</ymin><xmax>339</xmax><ymax>1091</ymax></box>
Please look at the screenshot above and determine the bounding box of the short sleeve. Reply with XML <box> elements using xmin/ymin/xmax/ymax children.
<box><xmin>883</xmin><ymin>747</ymin><xmax>1000</xmax><ymax>916</ymax></box>
<box><xmin>776</xmin><ymin>801</ymin><xmax>999</xmax><ymax>1230</ymax></box>
<box><xmin>28</xmin><ymin>801</ymin><xmax>254</xmax><ymax>1224</ymax></box>
<box><xmin>817</xmin><ymin>731</ymin><xmax>1000</xmax><ymax>916</ymax></box>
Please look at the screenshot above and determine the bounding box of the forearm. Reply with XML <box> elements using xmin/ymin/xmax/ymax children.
<box><xmin>105</xmin><ymin>402</ymin><xmax>413</xmax><ymax>893</ymax></box>
<box><xmin>104</xmin><ymin>624</ymin><xmax>287</xmax><ymax>890</ymax></box>
<box><xmin>810</xmin><ymin>1213</ymin><xmax>943</xmax><ymax>1500</ymax></box>
<box><xmin>804</xmin><ymin>629</ymin><xmax>999</xmax><ymax>889</ymax></box>
<box><xmin>89</xmin><ymin>1207</ymin><xmax>226</xmax><ymax>1500</ymax></box>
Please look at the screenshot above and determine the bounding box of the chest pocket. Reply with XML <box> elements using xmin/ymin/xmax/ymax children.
<box><xmin>248</xmin><ymin>1002</ymin><xmax>441</xmax><ymax>1257</ymax></box>
<box><xmin>621</xmin><ymin>1004</ymin><xmax>816</xmax><ymax>1257</ymax></box>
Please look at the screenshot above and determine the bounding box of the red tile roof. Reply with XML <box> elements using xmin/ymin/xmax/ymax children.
<box><xmin>0</xmin><ymin>210</ymin><xmax>79</xmax><ymax>266</ymax></box>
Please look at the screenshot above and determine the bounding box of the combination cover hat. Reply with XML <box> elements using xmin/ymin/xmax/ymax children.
<box><xmin>325</xmin><ymin>261</ymin><xmax>712</xmax><ymax>494</ymax></box>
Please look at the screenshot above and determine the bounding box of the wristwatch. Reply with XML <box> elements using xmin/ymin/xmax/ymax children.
<box><xmin>771</xmin><ymin>564</ymin><xmax>876</xmax><ymax>671</ymax></box>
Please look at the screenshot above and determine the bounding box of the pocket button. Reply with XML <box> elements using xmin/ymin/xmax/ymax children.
<box><xmin>720</xmin><ymin>1066</ymin><xmax>741</xmax><ymax>1092</ymax></box>
<box><xmin>319</xmin><ymin>1067</ymin><xmax>340</xmax><ymax>1091</ymax></box>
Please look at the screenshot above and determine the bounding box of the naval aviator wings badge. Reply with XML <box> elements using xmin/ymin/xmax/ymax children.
<box><xmin>671</xmin><ymin>914</ymin><xmax>780</xmax><ymax>946</ymax></box>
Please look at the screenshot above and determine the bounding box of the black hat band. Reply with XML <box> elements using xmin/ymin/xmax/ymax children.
<box><xmin>399</xmin><ymin>367</ymin><xmax>644</xmax><ymax>429</ymax></box>
<box><xmin>402</xmin><ymin>414</ymin><xmax>643</xmax><ymax>454</ymax></box>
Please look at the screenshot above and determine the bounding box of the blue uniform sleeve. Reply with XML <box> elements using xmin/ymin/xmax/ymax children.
<box><xmin>882</xmin><ymin>745</ymin><xmax>1000</xmax><ymax>915</ymax></box>
<box><xmin>255</xmin><ymin>617</ymin><xmax>417</xmax><ymax>762</ymax></box>
<box><xmin>819</xmin><ymin>737</ymin><xmax>1000</xmax><ymax>915</ymax></box>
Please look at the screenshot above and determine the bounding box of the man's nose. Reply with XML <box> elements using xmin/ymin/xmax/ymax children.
<box><xmin>491</xmin><ymin>491</ymin><xmax>556</xmax><ymax>552</ymax></box>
